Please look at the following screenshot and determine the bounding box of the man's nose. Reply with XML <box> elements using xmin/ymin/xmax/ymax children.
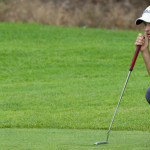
<box><xmin>145</xmin><ymin>24</ymin><xmax>150</xmax><ymax>31</ymax></box>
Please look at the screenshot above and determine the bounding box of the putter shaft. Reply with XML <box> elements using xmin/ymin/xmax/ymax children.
<box><xmin>94</xmin><ymin>70</ymin><xmax>131</xmax><ymax>145</ymax></box>
<box><xmin>106</xmin><ymin>70</ymin><xmax>131</xmax><ymax>141</ymax></box>
<box><xmin>94</xmin><ymin>46</ymin><xmax>141</xmax><ymax>145</ymax></box>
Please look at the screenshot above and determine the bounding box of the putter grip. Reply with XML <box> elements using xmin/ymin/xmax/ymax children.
<box><xmin>129</xmin><ymin>45</ymin><xmax>141</xmax><ymax>71</ymax></box>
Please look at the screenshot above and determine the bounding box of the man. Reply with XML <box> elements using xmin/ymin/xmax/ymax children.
<box><xmin>135</xmin><ymin>6</ymin><xmax>150</xmax><ymax>76</ymax></box>
<box><xmin>135</xmin><ymin>6</ymin><xmax>150</xmax><ymax>104</ymax></box>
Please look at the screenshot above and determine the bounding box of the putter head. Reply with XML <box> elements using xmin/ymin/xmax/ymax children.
<box><xmin>94</xmin><ymin>141</ymin><xmax>108</xmax><ymax>145</ymax></box>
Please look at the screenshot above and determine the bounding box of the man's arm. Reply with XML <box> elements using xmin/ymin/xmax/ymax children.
<box><xmin>141</xmin><ymin>49</ymin><xmax>150</xmax><ymax>75</ymax></box>
<box><xmin>135</xmin><ymin>32</ymin><xmax>150</xmax><ymax>75</ymax></box>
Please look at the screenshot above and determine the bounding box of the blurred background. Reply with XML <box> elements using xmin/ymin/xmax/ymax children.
<box><xmin>0</xmin><ymin>0</ymin><xmax>150</xmax><ymax>30</ymax></box>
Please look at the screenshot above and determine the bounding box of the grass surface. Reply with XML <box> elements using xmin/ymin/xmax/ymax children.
<box><xmin>0</xmin><ymin>22</ymin><xmax>150</xmax><ymax>149</ymax></box>
<box><xmin>0</xmin><ymin>128</ymin><xmax>150</xmax><ymax>150</ymax></box>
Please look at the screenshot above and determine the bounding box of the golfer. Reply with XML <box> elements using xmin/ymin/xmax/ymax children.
<box><xmin>135</xmin><ymin>6</ymin><xmax>150</xmax><ymax>104</ymax></box>
<box><xmin>135</xmin><ymin>6</ymin><xmax>150</xmax><ymax>75</ymax></box>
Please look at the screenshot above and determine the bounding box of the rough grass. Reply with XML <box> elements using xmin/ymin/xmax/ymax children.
<box><xmin>0</xmin><ymin>22</ymin><xmax>149</xmax><ymax>132</ymax></box>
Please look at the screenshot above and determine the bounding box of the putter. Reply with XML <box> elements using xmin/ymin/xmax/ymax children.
<box><xmin>94</xmin><ymin>45</ymin><xmax>141</xmax><ymax>145</ymax></box>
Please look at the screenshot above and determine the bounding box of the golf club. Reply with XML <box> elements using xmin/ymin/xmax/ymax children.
<box><xmin>94</xmin><ymin>45</ymin><xmax>141</xmax><ymax>145</ymax></box>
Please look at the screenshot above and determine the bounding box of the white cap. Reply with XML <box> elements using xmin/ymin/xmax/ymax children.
<box><xmin>136</xmin><ymin>6</ymin><xmax>150</xmax><ymax>25</ymax></box>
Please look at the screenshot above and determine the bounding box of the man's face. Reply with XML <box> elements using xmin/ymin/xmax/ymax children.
<box><xmin>143</xmin><ymin>22</ymin><xmax>150</xmax><ymax>39</ymax></box>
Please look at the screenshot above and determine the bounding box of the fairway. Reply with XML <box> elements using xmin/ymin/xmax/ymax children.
<box><xmin>0</xmin><ymin>129</ymin><xmax>150</xmax><ymax>150</ymax></box>
<box><xmin>0</xmin><ymin>22</ymin><xmax>150</xmax><ymax>149</ymax></box>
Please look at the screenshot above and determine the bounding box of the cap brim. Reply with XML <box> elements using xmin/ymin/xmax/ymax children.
<box><xmin>135</xmin><ymin>18</ymin><xmax>144</xmax><ymax>25</ymax></box>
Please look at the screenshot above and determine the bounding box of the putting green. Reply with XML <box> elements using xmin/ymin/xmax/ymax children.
<box><xmin>0</xmin><ymin>128</ymin><xmax>150</xmax><ymax>150</ymax></box>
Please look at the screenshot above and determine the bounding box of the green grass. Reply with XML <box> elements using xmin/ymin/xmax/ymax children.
<box><xmin>0</xmin><ymin>128</ymin><xmax>150</xmax><ymax>150</ymax></box>
<box><xmin>0</xmin><ymin>22</ymin><xmax>150</xmax><ymax>149</ymax></box>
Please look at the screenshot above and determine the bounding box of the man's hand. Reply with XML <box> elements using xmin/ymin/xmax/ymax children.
<box><xmin>135</xmin><ymin>32</ymin><xmax>149</xmax><ymax>52</ymax></box>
